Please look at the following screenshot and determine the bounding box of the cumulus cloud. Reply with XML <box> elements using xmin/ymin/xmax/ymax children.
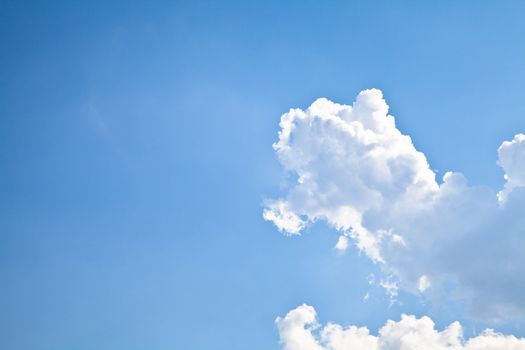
<box><xmin>277</xmin><ymin>305</ymin><xmax>525</xmax><ymax>350</ymax></box>
<box><xmin>264</xmin><ymin>89</ymin><xmax>525</xmax><ymax>321</ymax></box>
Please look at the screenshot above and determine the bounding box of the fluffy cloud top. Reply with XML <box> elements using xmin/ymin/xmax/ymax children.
<box><xmin>264</xmin><ymin>89</ymin><xmax>525</xmax><ymax>321</ymax></box>
<box><xmin>498</xmin><ymin>133</ymin><xmax>525</xmax><ymax>202</ymax></box>
<box><xmin>277</xmin><ymin>305</ymin><xmax>525</xmax><ymax>350</ymax></box>
<box><xmin>263</xmin><ymin>89</ymin><xmax>438</xmax><ymax>261</ymax></box>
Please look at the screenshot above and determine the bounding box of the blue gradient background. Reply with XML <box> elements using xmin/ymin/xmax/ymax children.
<box><xmin>1</xmin><ymin>1</ymin><xmax>525</xmax><ymax>349</ymax></box>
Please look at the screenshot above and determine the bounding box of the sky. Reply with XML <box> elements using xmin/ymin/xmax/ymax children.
<box><xmin>1</xmin><ymin>1</ymin><xmax>525</xmax><ymax>349</ymax></box>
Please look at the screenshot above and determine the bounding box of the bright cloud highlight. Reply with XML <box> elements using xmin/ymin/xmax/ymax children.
<box><xmin>264</xmin><ymin>89</ymin><xmax>525</xmax><ymax>321</ymax></box>
<box><xmin>498</xmin><ymin>133</ymin><xmax>525</xmax><ymax>202</ymax></box>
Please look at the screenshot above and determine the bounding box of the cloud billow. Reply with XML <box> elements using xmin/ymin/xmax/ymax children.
<box><xmin>276</xmin><ymin>305</ymin><xmax>525</xmax><ymax>350</ymax></box>
<box><xmin>264</xmin><ymin>89</ymin><xmax>525</xmax><ymax>322</ymax></box>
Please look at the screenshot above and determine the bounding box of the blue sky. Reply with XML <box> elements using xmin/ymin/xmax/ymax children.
<box><xmin>2</xmin><ymin>1</ymin><xmax>525</xmax><ymax>349</ymax></box>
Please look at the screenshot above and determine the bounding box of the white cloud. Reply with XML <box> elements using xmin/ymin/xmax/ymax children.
<box><xmin>335</xmin><ymin>235</ymin><xmax>349</xmax><ymax>251</ymax></box>
<box><xmin>277</xmin><ymin>305</ymin><xmax>525</xmax><ymax>350</ymax></box>
<box><xmin>266</xmin><ymin>89</ymin><xmax>438</xmax><ymax>261</ymax></box>
<box><xmin>498</xmin><ymin>133</ymin><xmax>525</xmax><ymax>202</ymax></box>
<box><xmin>264</xmin><ymin>89</ymin><xmax>525</xmax><ymax>321</ymax></box>
<box><xmin>263</xmin><ymin>200</ymin><xmax>305</xmax><ymax>235</ymax></box>
<box><xmin>418</xmin><ymin>275</ymin><xmax>431</xmax><ymax>293</ymax></box>
<box><xmin>276</xmin><ymin>304</ymin><xmax>325</xmax><ymax>350</ymax></box>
